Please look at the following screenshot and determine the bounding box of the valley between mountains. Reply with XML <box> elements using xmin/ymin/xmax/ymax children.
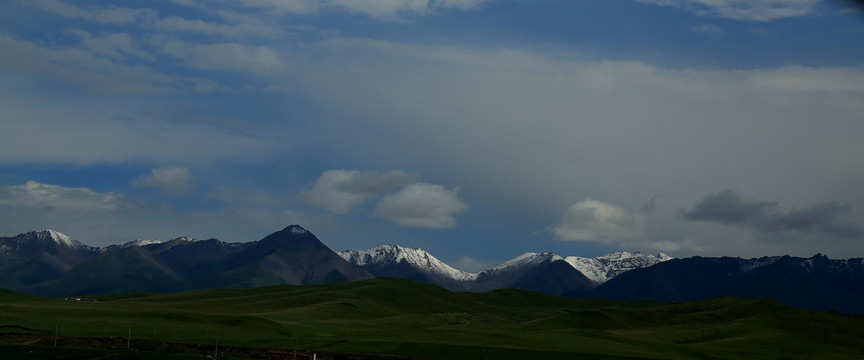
<box><xmin>2</xmin><ymin>225</ymin><xmax>863</xmax><ymax>314</ymax></box>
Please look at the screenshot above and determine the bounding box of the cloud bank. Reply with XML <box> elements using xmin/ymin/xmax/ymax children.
<box><xmin>374</xmin><ymin>183</ymin><xmax>468</xmax><ymax>229</ymax></box>
<box><xmin>635</xmin><ymin>0</ymin><xmax>823</xmax><ymax>21</ymax></box>
<box><xmin>300</xmin><ymin>170</ymin><xmax>468</xmax><ymax>229</ymax></box>
<box><xmin>130</xmin><ymin>167</ymin><xmax>196</xmax><ymax>195</ymax></box>
<box><xmin>553</xmin><ymin>199</ymin><xmax>647</xmax><ymax>243</ymax></box>
<box><xmin>680</xmin><ymin>189</ymin><xmax>863</xmax><ymax>238</ymax></box>
<box><xmin>0</xmin><ymin>181</ymin><xmax>135</xmax><ymax>212</ymax></box>
<box><xmin>299</xmin><ymin>170</ymin><xmax>416</xmax><ymax>214</ymax></box>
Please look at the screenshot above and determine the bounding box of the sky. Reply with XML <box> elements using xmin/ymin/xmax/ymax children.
<box><xmin>1</xmin><ymin>0</ymin><xmax>863</xmax><ymax>272</ymax></box>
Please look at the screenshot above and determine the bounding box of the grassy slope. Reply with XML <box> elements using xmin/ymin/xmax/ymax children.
<box><xmin>0</xmin><ymin>278</ymin><xmax>862</xmax><ymax>360</ymax></box>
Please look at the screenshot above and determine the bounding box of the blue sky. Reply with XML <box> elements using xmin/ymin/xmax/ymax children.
<box><xmin>2</xmin><ymin>0</ymin><xmax>863</xmax><ymax>271</ymax></box>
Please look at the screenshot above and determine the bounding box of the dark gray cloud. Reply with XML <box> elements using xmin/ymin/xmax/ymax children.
<box><xmin>641</xmin><ymin>195</ymin><xmax>659</xmax><ymax>212</ymax></box>
<box><xmin>336</xmin><ymin>171</ymin><xmax>417</xmax><ymax>195</ymax></box>
<box><xmin>766</xmin><ymin>202</ymin><xmax>861</xmax><ymax>238</ymax></box>
<box><xmin>680</xmin><ymin>189</ymin><xmax>863</xmax><ymax>238</ymax></box>
<box><xmin>680</xmin><ymin>189</ymin><xmax>776</xmax><ymax>225</ymax></box>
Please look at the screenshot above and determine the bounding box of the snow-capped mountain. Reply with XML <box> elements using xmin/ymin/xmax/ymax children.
<box><xmin>0</xmin><ymin>229</ymin><xmax>99</xmax><ymax>259</ymax></box>
<box><xmin>32</xmin><ymin>229</ymin><xmax>81</xmax><ymax>249</ymax></box>
<box><xmin>0</xmin><ymin>230</ymin><xmax>99</xmax><ymax>289</ymax></box>
<box><xmin>100</xmin><ymin>238</ymin><xmax>165</xmax><ymax>253</ymax></box>
<box><xmin>339</xmin><ymin>246</ymin><xmax>673</xmax><ymax>294</ymax></box>
<box><xmin>469</xmin><ymin>251</ymin><xmax>673</xmax><ymax>293</ymax></box>
<box><xmin>0</xmin><ymin>229</ymin><xmax>92</xmax><ymax>253</ymax></box>
<box><xmin>0</xmin><ymin>227</ymin><xmax>673</xmax><ymax>297</ymax></box>
<box><xmin>470</xmin><ymin>251</ymin><xmax>593</xmax><ymax>294</ymax></box>
<box><xmin>338</xmin><ymin>244</ymin><xmax>476</xmax><ymax>291</ymax></box>
<box><xmin>564</xmin><ymin>251</ymin><xmax>672</xmax><ymax>284</ymax></box>
<box><xmin>339</xmin><ymin>244</ymin><xmax>476</xmax><ymax>282</ymax></box>
<box><xmin>480</xmin><ymin>252</ymin><xmax>563</xmax><ymax>277</ymax></box>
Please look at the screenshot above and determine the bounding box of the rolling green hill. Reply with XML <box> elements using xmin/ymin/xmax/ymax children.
<box><xmin>1</xmin><ymin>278</ymin><xmax>862</xmax><ymax>359</ymax></box>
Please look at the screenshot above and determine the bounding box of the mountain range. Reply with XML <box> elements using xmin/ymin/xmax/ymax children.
<box><xmin>2</xmin><ymin>225</ymin><xmax>863</xmax><ymax>314</ymax></box>
<box><xmin>0</xmin><ymin>226</ymin><xmax>668</xmax><ymax>296</ymax></box>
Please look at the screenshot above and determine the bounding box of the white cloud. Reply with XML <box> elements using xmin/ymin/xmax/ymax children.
<box><xmin>172</xmin><ymin>0</ymin><xmax>489</xmax><ymax>20</ymax></box>
<box><xmin>0</xmin><ymin>181</ymin><xmax>153</xmax><ymax>246</ymax></box>
<box><xmin>374</xmin><ymin>183</ymin><xmax>468</xmax><ymax>229</ymax></box>
<box><xmin>455</xmin><ymin>255</ymin><xmax>492</xmax><ymax>273</ymax></box>
<box><xmin>29</xmin><ymin>0</ymin><xmax>157</xmax><ymax>25</ymax></box>
<box><xmin>228</xmin><ymin>0</ymin><xmax>321</xmax><ymax>14</ymax></box>
<box><xmin>749</xmin><ymin>65</ymin><xmax>864</xmax><ymax>92</ymax></box>
<box><xmin>130</xmin><ymin>167</ymin><xmax>196</xmax><ymax>195</ymax></box>
<box><xmin>154</xmin><ymin>15</ymin><xmax>284</xmax><ymax>39</ymax></box>
<box><xmin>325</xmin><ymin>0</ymin><xmax>489</xmax><ymax>19</ymax></box>
<box><xmin>0</xmin><ymin>181</ymin><xmax>134</xmax><ymax>212</ymax></box>
<box><xmin>0</xmin><ymin>83</ymin><xmax>276</xmax><ymax>165</ymax></box>
<box><xmin>635</xmin><ymin>0</ymin><xmax>822</xmax><ymax>21</ymax></box>
<box><xmin>0</xmin><ymin>34</ymin><xmax>183</xmax><ymax>95</ymax></box>
<box><xmin>300</xmin><ymin>170</ymin><xmax>416</xmax><ymax>214</ymax></box>
<box><xmin>553</xmin><ymin>200</ymin><xmax>646</xmax><ymax>243</ymax></box>
<box><xmin>318</xmin><ymin>37</ymin><xmax>549</xmax><ymax>69</ymax></box>
<box><xmin>0</xmin><ymin>181</ymin><xmax>333</xmax><ymax>247</ymax></box>
<box><xmin>155</xmin><ymin>39</ymin><xmax>288</xmax><ymax>73</ymax></box>
<box><xmin>65</xmin><ymin>30</ymin><xmax>156</xmax><ymax>61</ymax></box>
<box><xmin>691</xmin><ymin>24</ymin><xmax>727</xmax><ymax>38</ymax></box>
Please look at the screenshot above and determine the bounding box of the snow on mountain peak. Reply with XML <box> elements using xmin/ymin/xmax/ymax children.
<box><xmin>338</xmin><ymin>244</ymin><xmax>477</xmax><ymax>281</ymax></box>
<box><xmin>564</xmin><ymin>251</ymin><xmax>673</xmax><ymax>285</ymax></box>
<box><xmin>286</xmin><ymin>225</ymin><xmax>309</xmax><ymax>235</ymax></box>
<box><xmin>127</xmin><ymin>239</ymin><xmax>164</xmax><ymax>247</ymax></box>
<box><xmin>484</xmin><ymin>252</ymin><xmax>563</xmax><ymax>274</ymax></box>
<box><xmin>168</xmin><ymin>236</ymin><xmax>197</xmax><ymax>243</ymax></box>
<box><xmin>32</xmin><ymin>229</ymin><xmax>80</xmax><ymax>249</ymax></box>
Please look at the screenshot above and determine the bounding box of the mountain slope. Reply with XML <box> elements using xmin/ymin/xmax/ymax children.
<box><xmin>28</xmin><ymin>246</ymin><xmax>183</xmax><ymax>297</ymax></box>
<box><xmin>151</xmin><ymin>237</ymin><xmax>246</xmax><ymax>277</ymax></box>
<box><xmin>471</xmin><ymin>252</ymin><xmax>596</xmax><ymax>294</ymax></box>
<box><xmin>208</xmin><ymin>225</ymin><xmax>373</xmax><ymax>287</ymax></box>
<box><xmin>0</xmin><ymin>230</ymin><xmax>98</xmax><ymax>289</ymax></box>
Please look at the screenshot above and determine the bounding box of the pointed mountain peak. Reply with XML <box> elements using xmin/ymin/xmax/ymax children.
<box><xmin>99</xmin><ymin>238</ymin><xmax>164</xmax><ymax>253</ymax></box>
<box><xmin>124</xmin><ymin>239</ymin><xmax>164</xmax><ymax>247</ymax></box>
<box><xmin>262</xmin><ymin>225</ymin><xmax>316</xmax><ymax>239</ymax></box>
<box><xmin>167</xmin><ymin>236</ymin><xmax>197</xmax><ymax>243</ymax></box>
<box><xmin>564</xmin><ymin>250</ymin><xmax>674</xmax><ymax>285</ymax></box>
<box><xmin>283</xmin><ymin>225</ymin><xmax>310</xmax><ymax>235</ymax></box>
<box><xmin>27</xmin><ymin>229</ymin><xmax>80</xmax><ymax>249</ymax></box>
<box><xmin>516</xmin><ymin>252</ymin><xmax>562</xmax><ymax>261</ymax></box>
<box><xmin>255</xmin><ymin>225</ymin><xmax>328</xmax><ymax>252</ymax></box>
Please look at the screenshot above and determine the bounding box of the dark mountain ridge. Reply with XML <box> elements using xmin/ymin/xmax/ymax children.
<box><xmin>1</xmin><ymin>225</ymin><xmax>372</xmax><ymax>297</ymax></box>
<box><xmin>2</xmin><ymin>226</ymin><xmax>863</xmax><ymax>314</ymax></box>
<box><xmin>578</xmin><ymin>254</ymin><xmax>864</xmax><ymax>314</ymax></box>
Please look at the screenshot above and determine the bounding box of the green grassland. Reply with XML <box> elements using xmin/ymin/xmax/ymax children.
<box><xmin>0</xmin><ymin>278</ymin><xmax>862</xmax><ymax>359</ymax></box>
